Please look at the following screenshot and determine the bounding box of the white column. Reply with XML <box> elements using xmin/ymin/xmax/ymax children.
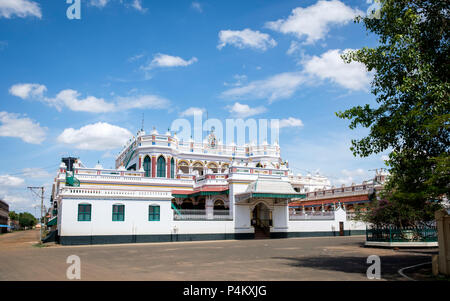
<box><xmin>206</xmin><ymin>196</ymin><xmax>213</xmax><ymax>220</ymax></box>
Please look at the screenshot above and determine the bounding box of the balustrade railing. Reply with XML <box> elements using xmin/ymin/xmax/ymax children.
<box><xmin>173</xmin><ymin>209</ymin><xmax>232</xmax><ymax>221</ymax></box>
<box><xmin>366</xmin><ymin>227</ymin><xmax>437</xmax><ymax>242</ymax></box>
<box><xmin>289</xmin><ymin>211</ymin><xmax>335</xmax><ymax>220</ymax></box>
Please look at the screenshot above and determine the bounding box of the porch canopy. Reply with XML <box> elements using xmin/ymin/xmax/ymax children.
<box><xmin>235</xmin><ymin>178</ymin><xmax>305</xmax><ymax>204</ymax></box>
<box><xmin>172</xmin><ymin>186</ymin><xmax>229</xmax><ymax>199</ymax></box>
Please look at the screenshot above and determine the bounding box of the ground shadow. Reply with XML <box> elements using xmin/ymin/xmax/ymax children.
<box><xmin>273</xmin><ymin>252</ymin><xmax>434</xmax><ymax>280</ymax></box>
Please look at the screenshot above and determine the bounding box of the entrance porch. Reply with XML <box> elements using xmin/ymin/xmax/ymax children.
<box><xmin>234</xmin><ymin>178</ymin><xmax>305</xmax><ymax>239</ymax></box>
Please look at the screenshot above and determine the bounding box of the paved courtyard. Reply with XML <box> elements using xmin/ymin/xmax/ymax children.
<box><xmin>0</xmin><ymin>229</ymin><xmax>438</xmax><ymax>281</ymax></box>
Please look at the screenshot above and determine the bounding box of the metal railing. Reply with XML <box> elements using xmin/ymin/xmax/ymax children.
<box><xmin>289</xmin><ymin>211</ymin><xmax>335</xmax><ymax>220</ymax></box>
<box><xmin>366</xmin><ymin>227</ymin><xmax>438</xmax><ymax>242</ymax></box>
<box><xmin>173</xmin><ymin>209</ymin><xmax>232</xmax><ymax>221</ymax></box>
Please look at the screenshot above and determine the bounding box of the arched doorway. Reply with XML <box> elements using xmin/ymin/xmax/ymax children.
<box><xmin>251</xmin><ymin>202</ymin><xmax>272</xmax><ymax>239</ymax></box>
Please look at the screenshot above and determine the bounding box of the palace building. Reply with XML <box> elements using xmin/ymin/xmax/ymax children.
<box><xmin>48</xmin><ymin>128</ymin><xmax>366</xmax><ymax>245</ymax></box>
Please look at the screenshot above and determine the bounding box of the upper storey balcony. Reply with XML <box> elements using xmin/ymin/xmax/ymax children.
<box><xmin>115</xmin><ymin>130</ymin><xmax>281</xmax><ymax>168</ymax></box>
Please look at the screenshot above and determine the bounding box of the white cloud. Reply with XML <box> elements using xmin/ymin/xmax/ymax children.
<box><xmin>49</xmin><ymin>89</ymin><xmax>116</xmax><ymax>113</ymax></box>
<box><xmin>0</xmin><ymin>0</ymin><xmax>41</xmax><ymax>19</ymax></box>
<box><xmin>217</xmin><ymin>29</ymin><xmax>277</xmax><ymax>51</ymax></box>
<box><xmin>0</xmin><ymin>111</ymin><xmax>47</xmax><ymax>144</ymax></box>
<box><xmin>89</xmin><ymin>0</ymin><xmax>110</xmax><ymax>8</ymax></box>
<box><xmin>128</xmin><ymin>53</ymin><xmax>145</xmax><ymax>62</ymax></box>
<box><xmin>21</xmin><ymin>168</ymin><xmax>51</xmax><ymax>179</ymax></box>
<box><xmin>286</xmin><ymin>41</ymin><xmax>300</xmax><ymax>56</ymax></box>
<box><xmin>265</xmin><ymin>0</ymin><xmax>362</xmax><ymax>44</ymax></box>
<box><xmin>9</xmin><ymin>83</ymin><xmax>170</xmax><ymax>113</ymax></box>
<box><xmin>116</xmin><ymin>95</ymin><xmax>170</xmax><ymax>110</ymax></box>
<box><xmin>221</xmin><ymin>72</ymin><xmax>306</xmax><ymax>103</ymax></box>
<box><xmin>221</xmin><ymin>48</ymin><xmax>371</xmax><ymax>102</ymax></box>
<box><xmin>180</xmin><ymin>107</ymin><xmax>206</xmax><ymax>117</ymax></box>
<box><xmin>57</xmin><ymin>122</ymin><xmax>133</xmax><ymax>151</ymax></box>
<box><xmin>191</xmin><ymin>2</ymin><xmax>202</xmax><ymax>13</ymax></box>
<box><xmin>0</xmin><ymin>175</ymin><xmax>25</xmax><ymax>187</ymax></box>
<box><xmin>226</xmin><ymin>102</ymin><xmax>266</xmax><ymax>118</ymax></box>
<box><xmin>223</xmin><ymin>74</ymin><xmax>247</xmax><ymax>87</ymax></box>
<box><xmin>381</xmin><ymin>155</ymin><xmax>389</xmax><ymax>161</ymax></box>
<box><xmin>1</xmin><ymin>193</ymin><xmax>31</xmax><ymax>205</ymax></box>
<box><xmin>90</xmin><ymin>0</ymin><xmax>146</xmax><ymax>11</ymax></box>
<box><xmin>143</xmin><ymin>53</ymin><xmax>198</xmax><ymax>69</ymax></box>
<box><xmin>303</xmin><ymin>49</ymin><xmax>371</xmax><ymax>91</ymax></box>
<box><xmin>279</xmin><ymin>117</ymin><xmax>304</xmax><ymax>129</ymax></box>
<box><xmin>131</xmin><ymin>0</ymin><xmax>146</xmax><ymax>12</ymax></box>
<box><xmin>335</xmin><ymin>168</ymin><xmax>368</xmax><ymax>186</ymax></box>
<box><xmin>9</xmin><ymin>83</ymin><xmax>46</xmax><ymax>99</ymax></box>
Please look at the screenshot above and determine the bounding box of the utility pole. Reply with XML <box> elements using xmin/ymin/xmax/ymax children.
<box><xmin>28</xmin><ymin>186</ymin><xmax>44</xmax><ymax>243</ymax></box>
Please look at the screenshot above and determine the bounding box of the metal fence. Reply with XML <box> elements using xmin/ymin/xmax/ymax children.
<box><xmin>173</xmin><ymin>209</ymin><xmax>232</xmax><ymax>221</ymax></box>
<box><xmin>366</xmin><ymin>227</ymin><xmax>438</xmax><ymax>242</ymax></box>
<box><xmin>289</xmin><ymin>211</ymin><xmax>335</xmax><ymax>220</ymax></box>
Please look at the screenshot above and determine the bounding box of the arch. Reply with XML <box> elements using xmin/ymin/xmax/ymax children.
<box><xmin>207</xmin><ymin>162</ymin><xmax>219</xmax><ymax>173</ymax></box>
<box><xmin>157</xmin><ymin>155</ymin><xmax>166</xmax><ymax>178</ymax></box>
<box><xmin>180</xmin><ymin>198</ymin><xmax>194</xmax><ymax>209</ymax></box>
<box><xmin>251</xmin><ymin>201</ymin><xmax>272</xmax><ymax>231</ymax></box>
<box><xmin>178</xmin><ymin>160</ymin><xmax>189</xmax><ymax>174</ymax></box>
<box><xmin>170</xmin><ymin>157</ymin><xmax>175</xmax><ymax>178</ymax></box>
<box><xmin>192</xmin><ymin>161</ymin><xmax>204</xmax><ymax>176</ymax></box>
<box><xmin>143</xmin><ymin>156</ymin><xmax>151</xmax><ymax>177</ymax></box>
<box><xmin>213</xmin><ymin>199</ymin><xmax>229</xmax><ymax>216</ymax></box>
<box><xmin>221</xmin><ymin>163</ymin><xmax>229</xmax><ymax>173</ymax></box>
<box><xmin>192</xmin><ymin>161</ymin><xmax>204</xmax><ymax>167</ymax></box>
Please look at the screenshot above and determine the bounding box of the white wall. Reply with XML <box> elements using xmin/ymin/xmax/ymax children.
<box><xmin>172</xmin><ymin>221</ymin><xmax>234</xmax><ymax>235</ymax></box>
<box><xmin>287</xmin><ymin>208</ymin><xmax>367</xmax><ymax>233</ymax></box>
<box><xmin>59</xmin><ymin>197</ymin><xmax>237</xmax><ymax>237</ymax></box>
<box><xmin>59</xmin><ymin>198</ymin><xmax>173</xmax><ymax>236</ymax></box>
<box><xmin>271</xmin><ymin>204</ymin><xmax>288</xmax><ymax>233</ymax></box>
<box><xmin>234</xmin><ymin>204</ymin><xmax>253</xmax><ymax>234</ymax></box>
<box><xmin>59</xmin><ymin>197</ymin><xmax>366</xmax><ymax>238</ymax></box>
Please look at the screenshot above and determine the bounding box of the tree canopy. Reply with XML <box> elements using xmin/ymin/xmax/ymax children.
<box><xmin>337</xmin><ymin>0</ymin><xmax>449</xmax><ymax>226</ymax></box>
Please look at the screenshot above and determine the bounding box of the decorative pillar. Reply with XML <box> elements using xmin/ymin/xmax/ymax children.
<box><xmin>206</xmin><ymin>196</ymin><xmax>213</xmax><ymax>220</ymax></box>
<box><xmin>167</xmin><ymin>156</ymin><xmax>171</xmax><ymax>178</ymax></box>
<box><xmin>138</xmin><ymin>155</ymin><xmax>142</xmax><ymax>170</ymax></box>
<box><xmin>151</xmin><ymin>156</ymin><xmax>156</xmax><ymax>178</ymax></box>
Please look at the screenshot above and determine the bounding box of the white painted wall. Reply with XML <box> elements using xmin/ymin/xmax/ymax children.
<box><xmin>59</xmin><ymin>198</ymin><xmax>173</xmax><ymax>236</ymax></box>
<box><xmin>172</xmin><ymin>221</ymin><xmax>234</xmax><ymax>235</ymax></box>
<box><xmin>58</xmin><ymin>197</ymin><xmax>366</xmax><ymax>238</ymax></box>
<box><xmin>271</xmin><ymin>204</ymin><xmax>288</xmax><ymax>233</ymax></box>
<box><xmin>287</xmin><ymin>208</ymin><xmax>367</xmax><ymax>233</ymax></box>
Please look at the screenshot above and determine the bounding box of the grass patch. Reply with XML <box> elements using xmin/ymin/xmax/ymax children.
<box><xmin>32</xmin><ymin>242</ymin><xmax>49</xmax><ymax>248</ymax></box>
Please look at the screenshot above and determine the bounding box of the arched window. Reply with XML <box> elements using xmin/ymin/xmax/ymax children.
<box><xmin>157</xmin><ymin>156</ymin><xmax>166</xmax><ymax>178</ymax></box>
<box><xmin>148</xmin><ymin>205</ymin><xmax>160</xmax><ymax>221</ymax></box>
<box><xmin>170</xmin><ymin>157</ymin><xmax>175</xmax><ymax>178</ymax></box>
<box><xmin>143</xmin><ymin>156</ymin><xmax>151</xmax><ymax>177</ymax></box>
<box><xmin>78</xmin><ymin>203</ymin><xmax>91</xmax><ymax>221</ymax></box>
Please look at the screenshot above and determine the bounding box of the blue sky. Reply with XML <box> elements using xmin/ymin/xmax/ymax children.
<box><xmin>0</xmin><ymin>0</ymin><xmax>388</xmax><ymax>215</ymax></box>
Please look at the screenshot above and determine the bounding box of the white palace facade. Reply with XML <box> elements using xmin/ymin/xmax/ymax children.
<box><xmin>48</xmin><ymin>128</ymin><xmax>366</xmax><ymax>245</ymax></box>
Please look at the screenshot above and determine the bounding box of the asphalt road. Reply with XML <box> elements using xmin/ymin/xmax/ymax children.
<box><xmin>0</xmin><ymin>229</ymin><xmax>438</xmax><ymax>281</ymax></box>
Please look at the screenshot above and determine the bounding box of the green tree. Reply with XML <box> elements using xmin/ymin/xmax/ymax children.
<box><xmin>18</xmin><ymin>212</ymin><xmax>37</xmax><ymax>228</ymax></box>
<box><xmin>8</xmin><ymin>211</ymin><xmax>18</xmax><ymax>221</ymax></box>
<box><xmin>337</xmin><ymin>0</ymin><xmax>449</xmax><ymax>226</ymax></box>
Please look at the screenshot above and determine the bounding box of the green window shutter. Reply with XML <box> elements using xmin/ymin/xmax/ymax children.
<box><xmin>78</xmin><ymin>204</ymin><xmax>91</xmax><ymax>221</ymax></box>
<box><xmin>157</xmin><ymin>156</ymin><xmax>166</xmax><ymax>178</ymax></box>
<box><xmin>149</xmin><ymin>205</ymin><xmax>160</xmax><ymax>221</ymax></box>
<box><xmin>170</xmin><ymin>158</ymin><xmax>175</xmax><ymax>178</ymax></box>
<box><xmin>112</xmin><ymin>204</ymin><xmax>125</xmax><ymax>221</ymax></box>
<box><xmin>143</xmin><ymin>156</ymin><xmax>151</xmax><ymax>177</ymax></box>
